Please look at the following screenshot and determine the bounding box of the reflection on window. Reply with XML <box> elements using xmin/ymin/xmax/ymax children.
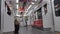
<box><xmin>54</xmin><ymin>0</ymin><xmax>60</xmax><ymax>16</ymax></box>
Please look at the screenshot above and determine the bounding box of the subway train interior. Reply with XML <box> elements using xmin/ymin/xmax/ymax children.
<box><xmin>0</xmin><ymin>0</ymin><xmax>60</xmax><ymax>34</ymax></box>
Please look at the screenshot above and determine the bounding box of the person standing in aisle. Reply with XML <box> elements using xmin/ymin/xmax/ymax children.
<box><xmin>25</xmin><ymin>21</ymin><xmax>27</xmax><ymax>27</ymax></box>
<box><xmin>14</xmin><ymin>17</ymin><xmax>20</xmax><ymax>34</ymax></box>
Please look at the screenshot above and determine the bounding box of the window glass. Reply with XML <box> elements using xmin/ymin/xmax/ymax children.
<box><xmin>37</xmin><ymin>8</ymin><xmax>42</xmax><ymax>19</ymax></box>
<box><xmin>54</xmin><ymin>0</ymin><xmax>60</xmax><ymax>16</ymax></box>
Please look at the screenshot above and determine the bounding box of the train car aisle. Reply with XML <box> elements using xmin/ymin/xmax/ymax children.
<box><xmin>3</xmin><ymin>26</ymin><xmax>55</xmax><ymax>34</ymax></box>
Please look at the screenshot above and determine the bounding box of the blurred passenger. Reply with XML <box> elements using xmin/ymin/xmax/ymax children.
<box><xmin>25</xmin><ymin>21</ymin><xmax>27</xmax><ymax>27</ymax></box>
<box><xmin>14</xmin><ymin>17</ymin><xmax>20</xmax><ymax>34</ymax></box>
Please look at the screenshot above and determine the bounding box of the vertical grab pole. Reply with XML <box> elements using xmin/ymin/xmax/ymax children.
<box><xmin>50</xmin><ymin>0</ymin><xmax>55</xmax><ymax>32</ymax></box>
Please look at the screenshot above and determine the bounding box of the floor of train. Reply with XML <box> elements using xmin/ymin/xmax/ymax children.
<box><xmin>2</xmin><ymin>26</ymin><xmax>58</xmax><ymax>34</ymax></box>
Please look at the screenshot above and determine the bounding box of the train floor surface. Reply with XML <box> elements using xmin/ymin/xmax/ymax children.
<box><xmin>3</xmin><ymin>26</ymin><xmax>56</xmax><ymax>34</ymax></box>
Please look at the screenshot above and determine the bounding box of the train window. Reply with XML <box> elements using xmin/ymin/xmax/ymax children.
<box><xmin>37</xmin><ymin>8</ymin><xmax>42</xmax><ymax>19</ymax></box>
<box><xmin>44</xmin><ymin>4</ymin><xmax>47</xmax><ymax>15</ymax></box>
<box><xmin>54</xmin><ymin>0</ymin><xmax>60</xmax><ymax>16</ymax></box>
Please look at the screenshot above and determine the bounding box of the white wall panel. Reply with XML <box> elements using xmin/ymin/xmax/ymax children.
<box><xmin>1</xmin><ymin>0</ymin><xmax>15</xmax><ymax>32</ymax></box>
<box><xmin>52</xmin><ymin>0</ymin><xmax>60</xmax><ymax>31</ymax></box>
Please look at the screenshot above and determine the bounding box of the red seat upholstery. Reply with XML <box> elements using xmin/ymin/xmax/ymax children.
<box><xmin>32</xmin><ymin>19</ymin><xmax>43</xmax><ymax>28</ymax></box>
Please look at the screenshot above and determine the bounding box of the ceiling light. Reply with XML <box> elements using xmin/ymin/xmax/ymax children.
<box><xmin>27</xmin><ymin>10</ymin><xmax>33</xmax><ymax>15</ymax></box>
<box><xmin>34</xmin><ymin>5</ymin><xmax>38</xmax><ymax>9</ymax></box>
<box><xmin>35</xmin><ymin>0</ymin><xmax>37</xmax><ymax>1</ymax></box>
<box><xmin>16</xmin><ymin>15</ymin><xmax>22</xmax><ymax>17</ymax></box>
<box><xmin>27</xmin><ymin>5</ymin><xmax>32</xmax><ymax>10</ymax></box>
<box><xmin>31</xmin><ymin>2</ymin><xmax>35</xmax><ymax>4</ymax></box>
<box><xmin>16</xmin><ymin>0</ymin><xmax>18</xmax><ymax>3</ymax></box>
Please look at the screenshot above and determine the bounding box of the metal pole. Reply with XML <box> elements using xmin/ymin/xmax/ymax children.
<box><xmin>50</xmin><ymin>0</ymin><xmax>55</xmax><ymax>32</ymax></box>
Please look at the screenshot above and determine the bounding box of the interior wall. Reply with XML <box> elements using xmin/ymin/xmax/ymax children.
<box><xmin>41</xmin><ymin>0</ymin><xmax>54</xmax><ymax>31</ymax></box>
<box><xmin>3</xmin><ymin>4</ymin><xmax>14</xmax><ymax>32</ymax></box>
<box><xmin>1</xmin><ymin>0</ymin><xmax>15</xmax><ymax>32</ymax></box>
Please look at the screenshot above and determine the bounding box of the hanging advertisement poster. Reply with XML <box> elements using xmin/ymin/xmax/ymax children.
<box><xmin>54</xmin><ymin>0</ymin><xmax>60</xmax><ymax>16</ymax></box>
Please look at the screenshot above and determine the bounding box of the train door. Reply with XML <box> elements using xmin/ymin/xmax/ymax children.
<box><xmin>52</xmin><ymin>0</ymin><xmax>60</xmax><ymax>31</ymax></box>
<box><xmin>2</xmin><ymin>0</ymin><xmax>14</xmax><ymax>32</ymax></box>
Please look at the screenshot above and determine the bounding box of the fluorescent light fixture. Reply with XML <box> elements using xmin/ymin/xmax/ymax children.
<box><xmin>16</xmin><ymin>0</ymin><xmax>19</xmax><ymax>3</ymax></box>
<box><xmin>27</xmin><ymin>10</ymin><xmax>33</xmax><ymax>15</ymax></box>
<box><xmin>34</xmin><ymin>5</ymin><xmax>38</xmax><ymax>9</ymax></box>
<box><xmin>35</xmin><ymin>0</ymin><xmax>37</xmax><ymax>1</ymax></box>
<box><xmin>16</xmin><ymin>15</ymin><xmax>20</xmax><ymax>16</ymax></box>
<box><xmin>24</xmin><ymin>5</ymin><xmax>32</xmax><ymax>16</ymax></box>
<box><xmin>27</xmin><ymin>5</ymin><xmax>32</xmax><ymax>10</ymax></box>
<box><xmin>16</xmin><ymin>15</ymin><xmax>22</xmax><ymax>17</ymax></box>
<box><xmin>31</xmin><ymin>2</ymin><xmax>35</xmax><ymax>4</ymax></box>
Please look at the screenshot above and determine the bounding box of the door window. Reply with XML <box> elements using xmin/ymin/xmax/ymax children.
<box><xmin>54</xmin><ymin>0</ymin><xmax>60</xmax><ymax>16</ymax></box>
